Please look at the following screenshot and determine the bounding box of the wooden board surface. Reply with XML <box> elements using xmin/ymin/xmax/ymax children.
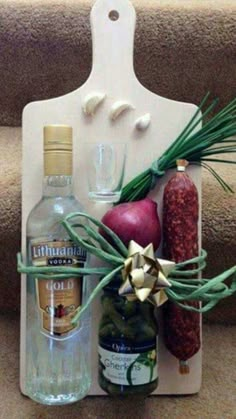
<box><xmin>20</xmin><ymin>0</ymin><xmax>202</xmax><ymax>396</ymax></box>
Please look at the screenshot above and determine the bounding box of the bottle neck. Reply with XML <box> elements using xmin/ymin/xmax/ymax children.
<box><xmin>42</xmin><ymin>175</ymin><xmax>73</xmax><ymax>197</ymax></box>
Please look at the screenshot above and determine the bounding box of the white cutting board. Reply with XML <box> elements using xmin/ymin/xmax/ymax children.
<box><xmin>20</xmin><ymin>0</ymin><xmax>202</xmax><ymax>396</ymax></box>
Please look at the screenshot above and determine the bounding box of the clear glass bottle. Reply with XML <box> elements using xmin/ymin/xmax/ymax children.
<box><xmin>98</xmin><ymin>277</ymin><xmax>158</xmax><ymax>396</ymax></box>
<box><xmin>26</xmin><ymin>125</ymin><xmax>91</xmax><ymax>405</ymax></box>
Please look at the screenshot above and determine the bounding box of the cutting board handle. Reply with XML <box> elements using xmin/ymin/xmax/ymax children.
<box><xmin>90</xmin><ymin>0</ymin><xmax>136</xmax><ymax>79</ymax></box>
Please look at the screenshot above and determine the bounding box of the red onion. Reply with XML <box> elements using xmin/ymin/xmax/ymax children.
<box><xmin>100</xmin><ymin>198</ymin><xmax>161</xmax><ymax>251</ymax></box>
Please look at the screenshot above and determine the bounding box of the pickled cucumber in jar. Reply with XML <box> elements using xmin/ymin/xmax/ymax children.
<box><xmin>98</xmin><ymin>277</ymin><xmax>158</xmax><ymax>396</ymax></box>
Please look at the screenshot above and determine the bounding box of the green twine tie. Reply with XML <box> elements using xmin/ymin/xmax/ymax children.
<box><xmin>150</xmin><ymin>160</ymin><xmax>165</xmax><ymax>189</ymax></box>
<box><xmin>17</xmin><ymin>212</ymin><xmax>236</xmax><ymax>325</ymax></box>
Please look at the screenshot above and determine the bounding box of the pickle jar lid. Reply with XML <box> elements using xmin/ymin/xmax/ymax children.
<box><xmin>103</xmin><ymin>275</ymin><xmax>123</xmax><ymax>293</ymax></box>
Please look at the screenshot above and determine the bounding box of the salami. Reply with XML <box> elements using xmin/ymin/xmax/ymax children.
<box><xmin>162</xmin><ymin>160</ymin><xmax>200</xmax><ymax>374</ymax></box>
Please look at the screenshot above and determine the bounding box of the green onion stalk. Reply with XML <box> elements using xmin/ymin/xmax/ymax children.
<box><xmin>17</xmin><ymin>213</ymin><xmax>236</xmax><ymax>325</ymax></box>
<box><xmin>118</xmin><ymin>93</ymin><xmax>236</xmax><ymax>203</ymax></box>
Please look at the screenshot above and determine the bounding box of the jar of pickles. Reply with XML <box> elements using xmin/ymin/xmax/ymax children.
<box><xmin>98</xmin><ymin>277</ymin><xmax>158</xmax><ymax>396</ymax></box>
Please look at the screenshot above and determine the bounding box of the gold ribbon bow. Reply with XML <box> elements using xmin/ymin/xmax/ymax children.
<box><xmin>119</xmin><ymin>240</ymin><xmax>175</xmax><ymax>306</ymax></box>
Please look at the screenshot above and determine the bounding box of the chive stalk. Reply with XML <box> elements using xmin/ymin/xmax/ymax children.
<box><xmin>118</xmin><ymin>94</ymin><xmax>236</xmax><ymax>203</ymax></box>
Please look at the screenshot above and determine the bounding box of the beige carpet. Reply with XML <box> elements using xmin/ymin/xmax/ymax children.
<box><xmin>1</xmin><ymin>313</ymin><xmax>235</xmax><ymax>419</ymax></box>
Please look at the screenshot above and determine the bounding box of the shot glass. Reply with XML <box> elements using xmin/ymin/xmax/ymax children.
<box><xmin>85</xmin><ymin>142</ymin><xmax>127</xmax><ymax>203</ymax></box>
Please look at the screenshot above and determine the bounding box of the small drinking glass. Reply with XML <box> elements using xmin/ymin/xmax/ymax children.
<box><xmin>85</xmin><ymin>142</ymin><xmax>127</xmax><ymax>203</ymax></box>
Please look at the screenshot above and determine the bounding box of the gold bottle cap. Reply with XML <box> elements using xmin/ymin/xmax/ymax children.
<box><xmin>44</xmin><ymin>125</ymin><xmax>72</xmax><ymax>151</ymax></box>
<box><xmin>44</xmin><ymin>125</ymin><xmax>73</xmax><ymax>176</ymax></box>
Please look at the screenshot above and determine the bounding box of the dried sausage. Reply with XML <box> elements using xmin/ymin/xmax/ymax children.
<box><xmin>162</xmin><ymin>160</ymin><xmax>200</xmax><ymax>374</ymax></box>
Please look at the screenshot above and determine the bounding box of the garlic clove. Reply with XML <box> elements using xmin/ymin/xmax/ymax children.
<box><xmin>83</xmin><ymin>92</ymin><xmax>106</xmax><ymax>116</ymax></box>
<box><xmin>110</xmin><ymin>101</ymin><xmax>134</xmax><ymax>121</ymax></box>
<box><xmin>135</xmin><ymin>113</ymin><xmax>151</xmax><ymax>131</ymax></box>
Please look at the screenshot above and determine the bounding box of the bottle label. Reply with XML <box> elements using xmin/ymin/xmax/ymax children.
<box><xmin>31</xmin><ymin>239</ymin><xmax>86</xmax><ymax>336</ymax></box>
<box><xmin>98</xmin><ymin>337</ymin><xmax>158</xmax><ymax>386</ymax></box>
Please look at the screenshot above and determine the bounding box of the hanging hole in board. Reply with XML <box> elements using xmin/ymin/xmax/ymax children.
<box><xmin>109</xmin><ymin>10</ymin><xmax>119</xmax><ymax>21</ymax></box>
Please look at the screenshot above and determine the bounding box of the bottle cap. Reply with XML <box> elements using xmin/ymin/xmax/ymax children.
<box><xmin>44</xmin><ymin>125</ymin><xmax>72</xmax><ymax>151</ymax></box>
<box><xmin>44</xmin><ymin>125</ymin><xmax>73</xmax><ymax>176</ymax></box>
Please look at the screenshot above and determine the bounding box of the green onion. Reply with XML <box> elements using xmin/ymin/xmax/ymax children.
<box><xmin>17</xmin><ymin>214</ymin><xmax>236</xmax><ymax>323</ymax></box>
<box><xmin>118</xmin><ymin>94</ymin><xmax>236</xmax><ymax>203</ymax></box>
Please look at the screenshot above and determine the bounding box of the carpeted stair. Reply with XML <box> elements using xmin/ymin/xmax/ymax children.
<box><xmin>0</xmin><ymin>1</ymin><xmax>235</xmax><ymax>417</ymax></box>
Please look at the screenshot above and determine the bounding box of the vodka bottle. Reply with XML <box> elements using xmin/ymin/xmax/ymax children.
<box><xmin>25</xmin><ymin>125</ymin><xmax>91</xmax><ymax>405</ymax></box>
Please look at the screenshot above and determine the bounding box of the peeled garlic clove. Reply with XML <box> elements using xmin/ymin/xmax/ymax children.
<box><xmin>110</xmin><ymin>101</ymin><xmax>134</xmax><ymax>121</ymax></box>
<box><xmin>83</xmin><ymin>92</ymin><xmax>106</xmax><ymax>116</ymax></box>
<box><xmin>135</xmin><ymin>113</ymin><xmax>151</xmax><ymax>131</ymax></box>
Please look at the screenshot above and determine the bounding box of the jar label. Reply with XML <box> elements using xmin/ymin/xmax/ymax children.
<box><xmin>98</xmin><ymin>338</ymin><xmax>158</xmax><ymax>386</ymax></box>
<box><xmin>31</xmin><ymin>239</ymin><xmax>86</xmax><ymax>336</ymax></box>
